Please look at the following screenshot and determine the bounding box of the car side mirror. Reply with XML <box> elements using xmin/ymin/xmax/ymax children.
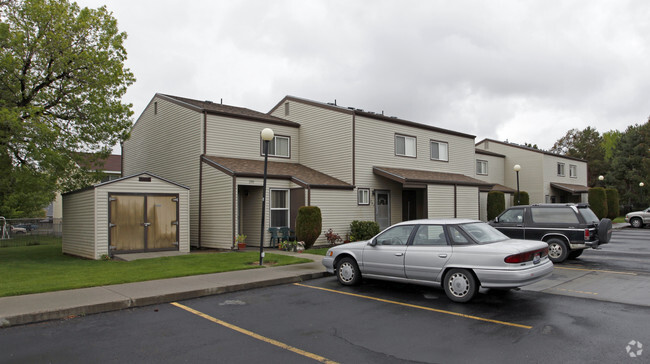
<box><xmin>494</xmin><ymin>217</ymin><xmax>499</xmax><ymax>223</ymax></box>
<box><xmin>368</xmin><ymin>239</ymin><xmax>377</xmax><ymax>247</ymax></box>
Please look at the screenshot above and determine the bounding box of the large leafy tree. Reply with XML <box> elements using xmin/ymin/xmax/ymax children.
<box><xmin>610</xmin><ymin>121</ymin><xmax>650</xmax><ymax>210</ymax></box>
<box><xmin>550</xmin><ymin>126</ymin><xmax>606</xmax><ymax>186</ymax></box>
<box><xmin>0</xmin><ymin>0</ymin><xmax>134</xmax><ymax>217</ymax></box>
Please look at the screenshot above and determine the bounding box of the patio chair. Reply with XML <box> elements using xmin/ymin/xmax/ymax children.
<box><xmin>279</xmin><ymin>227</ymin><xmax>296</xmax><ymax>242</ymax></box>
<box><xmin>268</xmin><ymin>227</ymin><xmax>280</xmax><ymax>247</ymax></box>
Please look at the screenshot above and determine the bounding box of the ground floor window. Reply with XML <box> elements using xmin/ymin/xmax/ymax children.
<box><xmin>358</xmin><ymin>188</ymin><xmax>370</xmax><ymax>205</ymax></box>
<box><xmin>270</xmin><ymin>189</ymin><xmax>289</xmax><ymax>227</ymax></box>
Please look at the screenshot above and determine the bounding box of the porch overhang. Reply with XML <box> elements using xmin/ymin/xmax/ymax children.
<box><xmin>202</xmin><ymin>155</ymin><xmax>354</xmax><ymax>190</ymax></box>
<box><xmin>373</xmin><ymin>166</ymin><xmax>492</xmax><ymax>188</ymax></box>
<box><xmin>550</xmin><ymin>182</ymin><xmax>589</xmax><ymax>194</ymax></box>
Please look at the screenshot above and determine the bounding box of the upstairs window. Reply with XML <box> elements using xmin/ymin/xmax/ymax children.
<box><xmin>430</xmin><ymin>140</ymin><xmax>449</xmax><ymax>161</ymax></box>
<box><xmin>395</xmin><ymin>134</ymin><xmax>416</xmax><ymax>157</ymax></box>
<box><xmin>557</xmin><ymin>163</ymin><xmax>565</xmax><ymax>177</ymax></box>
<box><xmin>476</xmin><ymin>160</ymin><xmax>488</xmax><ymax>175</ymax></box>
<box><xmin>569</xmin><ymin>164</ymin><xmax>577</xmax><ymax>178</ymax></box>
<box><xmin>264</xmin><ymin>136</ymin><xmax>290</xmax><ymax>158</ymax></box>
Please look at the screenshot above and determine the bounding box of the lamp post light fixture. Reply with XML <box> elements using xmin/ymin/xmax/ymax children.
<box><xmin>598</xmin><ymin>175</ymin><xmax>604</xmax><ymax>187</ymax></box>
<box><xmin>259</xmin><ymin>128</ymin><xmax>274</xmax><ymax>266</ymax></box>
<box><xmin>640</xmin><ymin>182</ymin><xmax>645</xmax><ymax>187</ymax></box>
<box><xmin>513</xmin><ymin>164</ymin><xmax>521</xmax><ymax>205</ymax></box>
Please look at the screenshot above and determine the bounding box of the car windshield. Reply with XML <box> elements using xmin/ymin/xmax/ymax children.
<box><xmin>578</xmin><ymin>207</ymin><xmax>599</xmax><ymax>224</ymax></box>
<box><xmin>458</xmin><ymin>222</ymin><xmax>509</xmax><ymax>244</ymax></box>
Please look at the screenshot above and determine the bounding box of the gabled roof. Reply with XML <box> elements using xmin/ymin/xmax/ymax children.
<box><xmin>373</xmin><ymin>166</ymin><xmax>492</xmax><ymax>188</ymax></box>
<box><xmin>270</xmin><ymin>95</ymin><xmax>475</xmax><ymax>139</ymax></box>
<box><xmin>476</xmin><ymin>139</ymin><xmax>587</xmax><ymax>163</ymax></box>
<box><xmin>157</xmin><ymin>93</ymin><xmax>300</xmax><ymax>128</ymax></box>
<box><xmin>202</xmin><ymin>156</ymin><xmax>353</xmax><ymax>189</ymax></box>
<box><xmin>63</xmin><ymin>172</ymin><xmax>189</xmax><ymax>196</ymax></box>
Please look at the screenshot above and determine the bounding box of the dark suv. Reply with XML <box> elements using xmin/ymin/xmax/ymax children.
<box><xmin>490</xmin><ymin>203</ymin><xmax>612</xmax><ymax>263</ymax></box>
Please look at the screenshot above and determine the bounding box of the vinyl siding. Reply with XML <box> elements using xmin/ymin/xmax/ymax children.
<box><xmin>542</xmin><ymin>154</ymin><xmax>588</xmax><ymax>198</ymax></box>
<box><xmin>456</xmin><ymin>186</ymin><xmax>479</xmax><ymax>219</ymax></box>
<box><xmin>355</xmin><ymin>115</ymin><xmax>476</xmax><ymax>188</ymax></box>
<box><xmin>270</xmin><ymin>100</ymin><xmax>353</xmax><ymax>183</ymax></box>
<box><xmin>62</xmin><ymin>189</ymin><xmax>96</xmax><ymax>259</ymax></box>
<box><xmin>123</xmin><ymin>96</ymin><xmax>203</xmax><ymax>245</ymax></box>
<box><xmin>479</xmin><ymin>191</ymin><xmax>488</xmax><ymax>221</ymax></box>
<box><xmin>310</xmin><ymin>188</ymin><xmax>360</xmax><ymax>245</ymax></box>
<box><xmin>474</xmin><ymin>154</ymin><xmax>505</xmax><ymax>185</ymax></box>
<box><xmin>204</xmin><ymin>114</ymin><xmax>300</xmax><ymax>163</ymax></box>
<box><xmin>428</xmin><ymin>185</ymin><xmax>455</xmax><ymax>218</ymax></box>
<box><xmin>201</xmin><ymin>166</ymin><xmax>234</xmax><ymax>249</ymax></box>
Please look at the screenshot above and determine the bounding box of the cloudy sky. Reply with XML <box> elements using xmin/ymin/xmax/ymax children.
<box><xmin>77</xmin><ymin>0</ymin><xmax>650</xmax><ymax>151</ymax></box>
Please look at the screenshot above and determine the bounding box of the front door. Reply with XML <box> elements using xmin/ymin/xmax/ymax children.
<box><xmin>375</xmin><ymin>190</ymin><xmax>390</xmax><ymax>230</ymax></box>
<box><xmin>402</xmin><ymin>190</ymin><xmax>417</xmax><ymax>221</ymax></box>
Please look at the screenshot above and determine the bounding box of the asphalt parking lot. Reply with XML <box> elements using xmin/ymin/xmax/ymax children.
<box><xmin>1</xmin><ymin>228</ymin><xmax>648</xmax><ymax>363</ymax></box>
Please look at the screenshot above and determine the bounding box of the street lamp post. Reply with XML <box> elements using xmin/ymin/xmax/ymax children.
<box><xmin>513</xmin><ymin>164</ymin><xmax>521</xmax><ymax>205</ymax></box>
<box><xmin>259</xmin><ymin>128</ymin><xmax>274</xmax><ymax>266</ymax></box>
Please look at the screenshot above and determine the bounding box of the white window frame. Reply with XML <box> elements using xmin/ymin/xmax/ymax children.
<box><xmin>430</xmin><ymin>140</ymin><xmax>449</xmax><ymax>162</ymax></box>
<box><xmin>358</xmin><ymin>188</ymin><xmax>370</xmax><ymax>205</ymax></box>
<box><xmin>476</xmin><ymin>160</ymin><xmax>488</xmax><ymax>175</ymax></box>
<box><xmin>263</xmin><ymin>135</ymin><xmax>290</xmax><ymax>158</ymax></box>
<box><xmin>557</xmin><ymin>162</ymin><xmax>565</xmax><ymax>177</ymax></box>
<box><xmin>569</xmin><ymin>164</ymin><xmax>577</xmax><ymax>178</ymax></box>
<box><xmin>269</xmin><ymin>189</ymin><xmax>289</xmax><ymax>227</ymax></box>
<box><xmin>395</xmin><ymin>134</ymin><xmax>416</xmax><ymax>157</ymax></box>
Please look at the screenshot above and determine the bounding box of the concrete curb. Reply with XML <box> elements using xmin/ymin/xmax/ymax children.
<box><xmin>0</xmin><ymin>258</ymin><xmax>329</xmax><ymax>328</ymax></box>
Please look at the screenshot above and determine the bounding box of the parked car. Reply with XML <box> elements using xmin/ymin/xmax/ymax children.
<box><xmin>625</xmin><ymin>207</ymin><xmax>650</xmax><ymax>228</ymax></box>
<box><xmin>322</xmin><ymin>219</ymin><xmax>553</xmax><ymax>303</ymax></box>
<box><xmin>10</xmin><ymin>225</ymin><xmax>27</xmax><ymax>234</ymax></box>
<box><xmin>14</xmin><ymin>223</ymin><xmax>38</xmax><ymax>231</ymax></box>
<box><xmin>490</xmin><ymin>203</ymin><xmax>612</xmax><ymax>263</ymax></box>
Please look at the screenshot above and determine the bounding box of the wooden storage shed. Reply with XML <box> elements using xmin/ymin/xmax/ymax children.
<box><xmin>62</xmin><ymin>172</ymin><xmax>190</xmax><ymax>260</ymax></box>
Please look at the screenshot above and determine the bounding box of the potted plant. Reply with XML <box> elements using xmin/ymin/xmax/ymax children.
<box><xmin>236</xmin><ymin>234</ymin><xmax>247</xmax><ymax>250</ymax></box>
<box><xmin>279</xmin><ymin>240</ymin><xmax>298</xmax><ymax>252</ymax></box>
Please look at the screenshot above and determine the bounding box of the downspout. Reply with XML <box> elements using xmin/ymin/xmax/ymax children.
<box><xmin>198</xmin><ymin>110</ymin><xmax>207</xmax><ymax>248</ymax></box>
<box><xmin>454</xmin><ymin>184</ymin><xmax>458</xmax><ymax>218</ymax></box>
<box><xmin>352</xmin><ymin>113</ymin><xmax>356</xmax><ymax>186</ymax></box>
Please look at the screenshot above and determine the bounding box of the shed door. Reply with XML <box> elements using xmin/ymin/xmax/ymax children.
<box><xmin>110</xmin><ymin>194</ymin><xmax>179</xmax><ymax>252</ymax></box>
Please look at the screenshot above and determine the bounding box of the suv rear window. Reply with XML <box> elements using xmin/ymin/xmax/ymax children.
<box><xmin>578</xmin><ymin>207</ymin><xmax>599</xmax><ymax>224</ymax></box>
<box><xmin>531</xmin><ymin>207</ymin><xmax>579</xmax><ymax>224</ymax></box>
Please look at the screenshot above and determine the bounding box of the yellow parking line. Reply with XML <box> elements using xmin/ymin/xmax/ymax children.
<box><xmin>170</xmin><ymin>302</ymin><xmax>338</xmax><ymax>364</ymax></box>
<box><xmin>555</xmin><ymin>266</ymin><xmax>637</xmax><ymax>275</ymax></box>
<box><xmin>553</xmin><ymin>288</ymin><xmax>598</xmax><ymax>295</ymax></box>
<box><xmin>293</xmin><ymin>283</ymin><xmax>532</xmax><ymax>330</ymax></box>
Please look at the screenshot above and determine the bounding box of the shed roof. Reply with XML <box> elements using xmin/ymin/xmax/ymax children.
<box><xmin>157</xmin><ymin>94</ymin><xmax>300</xmax><ymax>127</ymax></box>
<box><xmin>202</xmin><ymin>156</ymin><xmax>353</xmax><ymax>189</ymax></box>
<box><xmin>373</xmin><ymin>166</ymin><xmax>492</xmax><ymax>188</ymax></box>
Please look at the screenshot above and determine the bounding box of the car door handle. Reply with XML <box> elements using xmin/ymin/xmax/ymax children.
<box><xmin>395</xmin><ymin>253</ymin><xmax>404</xmax><ymax>256</ymax></box>
<box><xmin>438</xmin><ymin>254</ymin><xmax>448</xmax><ymax>258</ymax></box>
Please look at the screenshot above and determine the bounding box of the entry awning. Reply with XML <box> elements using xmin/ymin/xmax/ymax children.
<box><xmin>490</xmin><ymin>184</ymin><xmax>516</xmax><ymax>193</ymax></box>
<box><xmin>373</xmin><ymin>166</ymin><xmax>492</xmax><ymax>189</ymax></box>
<box><xmin>550</xmin><ymin>182</ymin><xmax>589</xmax><ymax>194</ymax></box>
<box><xmin>202</xmin><ymin>156</ymin><xmax>353</xmax><ymax>189</ymax></box>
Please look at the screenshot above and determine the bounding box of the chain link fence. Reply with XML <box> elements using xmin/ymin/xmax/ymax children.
<box><xmin>1</xmin><ymin>217</ymin><xmax>62</xmax><ymax>246</ymax></box>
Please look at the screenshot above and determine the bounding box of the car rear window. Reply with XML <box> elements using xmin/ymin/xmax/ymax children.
<box><xmin>458</xmin><ymin>222</ymin><xmax>509</xmax><ymax>244</ymax></box>
<box><xmin>578</xmin><ymin>207</ymin><xmax>599</xmax><ymax>224</ymax></box>
<box><xmin>531</xmin><ymin>207</ymin><xmax>579</xmax><ymax>224</ymax></box>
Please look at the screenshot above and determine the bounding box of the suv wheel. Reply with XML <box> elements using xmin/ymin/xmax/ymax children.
<box><xmin>547</xmin><ymin>238</ymin><xmax>568</xmax><ymax>263</ymax></box>
<box><xmin>630</xmin><ymin>217</ymin><xmax>643</xmax><ymax>228</ymax></box>
<box><xmin>567</xmin><ymin>249</ymin><xmax>584</xmax><ymax>259</ymax></box>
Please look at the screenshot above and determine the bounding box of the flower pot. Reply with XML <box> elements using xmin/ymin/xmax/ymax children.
<box><xmin>237</xmin><ymin>243</ymin><xmax>246</xmax><ymax>250</ymax></box>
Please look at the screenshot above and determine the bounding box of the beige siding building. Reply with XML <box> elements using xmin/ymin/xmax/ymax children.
<box><xmin>475</xmin><ymin>139</ymin><xmax>589</xmax><ymax>206</ymax></box>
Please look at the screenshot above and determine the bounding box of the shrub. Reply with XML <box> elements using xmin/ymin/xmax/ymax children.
<box><xmin>324</xmin><ymin>228</ymin><xmax>342</xmax><ymax>246</ymax></box>
<box><xmin>349</xmin><ymin>220</ymin><xmax>380</xmax><ymax>241</ymax></box>
<box><xmin>588</xmin><ymin>187</ymin><xmax>608</xmax><ymax>219</ymax></box>
<box><xmin>487</xmin><ymin>191</ymin><xmax>505</xmax><ymax>220</ymax></box>
<box><xmin>295</xmin><ymin>206</ymin><xmax>322</xmax><ymax>249</ymax></box>
<box><xmin>514</xmin><ymin>191</ymin><xmax>529</xmax><ymax>206</ymax></box>
<box><xmin>605</xmin><ymin>188</ymin><xmax>620</xmax><ymax>219</ymax></box>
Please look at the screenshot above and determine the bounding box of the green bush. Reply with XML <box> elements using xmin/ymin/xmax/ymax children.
<box><xmin>349</xmin><ymin>220</ymin><xmax>380</xmax><ymax>241</ymax></box>
<box><xmin>588</xmin><ymin>187</ymin><xmax>608</xmax><ymax>219</ymax></box>
<box><xmin>605</xmin><ymin>188</ymin><xmax>620</xmax><ymax>219</ymax></box>
<box><xmin>487</xmin><ymin>191</ymin><xmax>505</xmax><ymax>220</ymax></box>
<box><xmin>295</xmin><ymin>206</ymin><xmax>322</xmax><ymax>249</ymax></box>
<box><xmin>514</xmin><ymin>191</ymin><xmax>529</xmax><ymax>206</ymax></box>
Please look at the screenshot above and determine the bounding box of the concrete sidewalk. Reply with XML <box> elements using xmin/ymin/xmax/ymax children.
<box><xmin>0</xmin><ymin>252</ymin><xmax>329</xmax><ymax>328</ymax></box>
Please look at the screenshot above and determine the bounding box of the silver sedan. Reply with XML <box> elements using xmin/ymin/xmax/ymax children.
<box><xmin>322</xmin><ymin>219</ymin><xmax>553</xmax><ymax>302</ymax></box>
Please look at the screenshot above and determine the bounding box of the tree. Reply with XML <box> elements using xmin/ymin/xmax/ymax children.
<box><xmin>609</xmin><ymin>121</ymin><xmax>650</xmax><ymax>211</ymax></box>
<box><xmin>0</xmin><ymin>0</ymin><xmax>135</xmax><ymax>217</ymax></box>
<box><xmin>295</xmin><ymin>206</ymin><xmax>322</xmax><ymax>249</ymax></box>
<box><xmin>487</xmin><ymin>191</ymin><xmax>505</xmax><ymax>220</ymax></box>
<box><xmin>550</xmin><ymin>127</ymin><xmax>606</xmax><ymax>186</ymax></box>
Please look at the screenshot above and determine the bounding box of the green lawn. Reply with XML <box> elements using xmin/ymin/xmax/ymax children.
<box><xmin>0</xmin><ymin>236</ymin><xmax>311</xmax><ymax>297</ymax></box>
<box><xmin>613</xmin><ymin>216</ymin><xmax>626</xmax><ymax>223</ymax></box>
<box><xmin>305</xmin><ymin>247</ymin><xmax>330</xmax><ymax>256</ymax></box>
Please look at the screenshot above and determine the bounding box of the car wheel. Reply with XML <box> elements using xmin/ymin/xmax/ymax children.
<box><xmin>567</xmin><ymin>249</ymin><xmax>584</xmax><ymax>259</ymax></box>
<box><xmin>337</xmin><ymin>257</ymin><xmax>361</xmax><ymax>286</ymax></box>
<box><xmin>631</xmin><ymin>217</ymin><xmax>643</xmax><ymax>229</ymax></box>
<box><xmin>547</xmin><ymin>238</ymin><xmax>568</xmax><ymax>263</ymax></box>
<box><xmin>443</xmin><ymin>269</ymin><xmax>478</xmax><ymax>303</ymax></box>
